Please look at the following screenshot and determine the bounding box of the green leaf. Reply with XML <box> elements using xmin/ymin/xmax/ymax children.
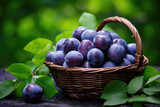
<box><xmin>129</xmin><ymin>95</ymin><xmax>148</xmax><ymax>102</ymax></box>
<box><xmin>146</xmin><ymin>80</ymin><xmax>160</xmax><ymax>86</ymax></box>
<box><xmin>103</xmin><ymin>93</ymin><xmax>128</xmax><ymax>106</ymax></box>
<box><xmin>148</xmin><ymin>95</ymin><xmax>160</xmax><ymax>104</ymax></box>
<box><xmin>35</xmin><ymin>64</ymin><xmax>50</xmax><ymax>75</ymax></box>
<box><xmin>15</xmin><ymin>77</ymin><xmax>32</xmax><ymax>98</ymax></box>
<box><xmin>35</xmin><ymin>76</ymin><xmax>57</xmax><ymax>98</ymax></box>
<box><xmin>32</xmin><ymin>43</ymin><xmax>54</xmax><ymax>66</ymax></box>
<box><xmin>143</xmin><ymin>84</ymin><xmax>160</xmax><ymax>95</ymax></box>
<box><xmin>103</xmin><ymin>25</ymin><xmax>114</xmax><ymax>32</ymax></box>
<box><xmin>129</xmin><ymin>95</ymin><xmax>160</xmax><ymax>104</ymax></box>
<box><xmin>143</xmin><ymin>66</ymin><xmax>160</xmax><ymax>83</ymax></box>
<box><xmin>6</xmin><ymin>63</ymin><xmax>32</xmax><ymax>80</ymax></box>
<box><xmin>24</xmin><ymin>38</ymin><xmax>53</xmax><ymax>54</ymax></box>
<box><xmin>127</xmin><ymin>76</ymin><xmax>143</xmax><ymax>94</ymax></box>
<box><xmin>79</xmin><ymin>12</ymin><xmax>97</xmax><ymax>29</ymax></box>
<box><xmin>25</xmin><ymin>60</ymin><xmax>36</xmax><ymax>71</ymax></box>
<box><xmin>100</xmin><ymin>80</ymin><xmax>127</xmax><ymax>100</ymax></box>
<box><xmin>145</xmin><ymin>75</ymin><xmax>160</xmax><ymax>85</ymax></box>
<box><xmin>0</xmin><ymin>80</ymin><xmax>16</xmax><ymax>99</ymax></box>
<box><xmin>55</xmin><ymin>31</ymin><xmax>72</xmax><ymax>43</ymax></box>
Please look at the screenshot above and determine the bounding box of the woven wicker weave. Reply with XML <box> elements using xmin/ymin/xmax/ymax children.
<box><xmin>44</xmin><ymin>16</ymin><xmax>149</xmax><ymax>100</ymax></box>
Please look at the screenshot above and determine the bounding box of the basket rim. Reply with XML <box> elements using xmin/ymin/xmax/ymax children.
<box><xmin>44</xmin><ymin>55</ymin><xmax>148</xmax><ymax>73</ymax></box>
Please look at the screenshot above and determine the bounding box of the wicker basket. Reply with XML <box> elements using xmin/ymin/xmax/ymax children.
<box><xmin>44</xmin><ymin>16</ymin><xmax>149</xmax><ymax>100</ymax></box>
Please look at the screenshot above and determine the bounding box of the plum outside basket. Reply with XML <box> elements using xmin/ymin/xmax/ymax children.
<box><xmin>44</xmin><ymin>16</ymin><xmax>149</xmax><ymax>100</ymax></box>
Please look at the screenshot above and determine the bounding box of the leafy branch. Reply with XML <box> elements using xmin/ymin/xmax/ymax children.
<box><xmin>0</xmin><ymin>38</ymin><xmax>57</xmax><ymax>99</ymax></box>
<box><xmin>101</xmin><ymin>66</ymin><xmax>160</xmax><ymax>106</ymax></box>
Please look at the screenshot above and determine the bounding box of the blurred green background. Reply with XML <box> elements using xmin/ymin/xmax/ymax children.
<box><xmin>0</xmin><ymin>0</ymin><xmax>160</xmax><ymax>67</ymax></box>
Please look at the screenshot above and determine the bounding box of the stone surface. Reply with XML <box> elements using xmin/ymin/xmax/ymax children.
<box><xmin>0</xmin><ymin>67</ymin><xmax>16</xmax><ymax>82</ymax></box>
<box><xmin>0</xmin><ymin>95</ymin><xmax>104</xmax><ymax>107</ymax></box>
<box><xmin>0</xmin><ymin>67</ymin><xmax>160</xmax><ymax>107</ymax></box>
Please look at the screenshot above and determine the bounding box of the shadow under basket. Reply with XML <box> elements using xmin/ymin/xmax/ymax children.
<box><xmin>44</xmin><ymin>16</ymin><xmax>149</xmax><ymax>100</ymax></box>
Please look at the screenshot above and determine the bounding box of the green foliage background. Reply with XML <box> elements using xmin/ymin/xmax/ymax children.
<box><xmin>0</xmin><ymin>0</ymin><xmax>160</xmax><ymax>67</ymax></box>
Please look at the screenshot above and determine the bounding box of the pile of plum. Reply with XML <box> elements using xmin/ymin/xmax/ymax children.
<box><xmin>46</xmin><ymin>26</ymin><xmax>136</xmax><ymax>68</ymax></box>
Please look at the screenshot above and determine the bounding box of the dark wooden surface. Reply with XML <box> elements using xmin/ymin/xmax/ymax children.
<box><xmin>0</xmin><ymin>67</ymin><xmax>160</xmax><ymax>107</ymax></box>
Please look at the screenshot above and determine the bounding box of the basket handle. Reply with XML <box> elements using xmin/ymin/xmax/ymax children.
<box><xmin>96</xmin><ymin>16</ymin><xmax>144</xmax><ymax>67</ymax></box>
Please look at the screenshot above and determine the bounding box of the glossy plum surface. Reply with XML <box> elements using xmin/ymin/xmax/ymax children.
<box><xmin>82</xmin><ymin>61</ymin><xmax>92</xmax><ymax>68</ymax></box>
<box><xmin>56</xmin><ymin>38</ymin><xmax>66</xmax><ymax>51</ymax></box>
<box><xmin>120</xmin><ymin>58</ymin><xmax>131</xmax><ymax>66</ymax></box>
<box><xmin>108</xmin><ymin>44</ymin><xmax>125</xmax><ymax>64</ymax></box>
<box><xmin>113</xmin><ymin>39</ymin><xmax>128</xmax><ymax>51</ymax></box>
<box><xmin>127</xmin><ymin>43</ymin><xmax>136</xmax><ymax>56</ymax></box>
<box><xmin>23</xmin><ymin>84</ymin><xmax>43</xmax><ymax>103</ymax></box>
<box><xmin>51</xmin><ymin>51</ymin><xmax>65</xmax><ymax>65</ymax></box>
<box><xmin>101</xmin><ymin>61</ymin><xmax>116</xmax><ymax>68</ymax></box>
<box><xmin>45</xmin><ymin>51</ymin><xmax>55</xmax><ymax>62</ymax></box>
<box><xmin>78</xmin><ymin>40</ymin><xmax>94</xmax><ymax>59</ymax></box>
<box><xmin>110</xmin><ymin>32</ymin><xmax>120</xmax><ymax>40</ymax></box>
<box><xmin>81</xmin><ymin>29</ymin><xmax>98</xmax><ymax>42</ymax></box>
<box><xmin>97</xmin><ymin>30</ymin><xmax>112</xmax><ymax>41</ymax></box>
<box><xmin>125</xmin><ymin>54</ymin><xmax>135</xmax><ymax>64</ymax></box>
<box><xmin>63</xmin><ymin>38</ymin><xmax>80</xmax><ymax>53</ymax></box>
<box><xmin>87</xmin><ymin>48</ymin><xmax>104</xmax><ymax>67</ymax></box>
<box><xmin>93</xmin><ymin>34</ymin><xmax>111</xmax><ymax>51</ymax></box>
<box><xmin>65</xmin><ymin>51</ymin><xmax>84</xmax><ymax>67</ymax></box>
<box><xmin>72</xmin><ymin>26</ymin><xmax>87</xmax><ymax>41</ymax></box>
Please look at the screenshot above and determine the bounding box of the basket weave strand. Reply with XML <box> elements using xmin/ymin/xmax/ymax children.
<box><xmin>45</xmin><ymin>16</ymin><xmax>149</xmax><ymax>100</ymax></box>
